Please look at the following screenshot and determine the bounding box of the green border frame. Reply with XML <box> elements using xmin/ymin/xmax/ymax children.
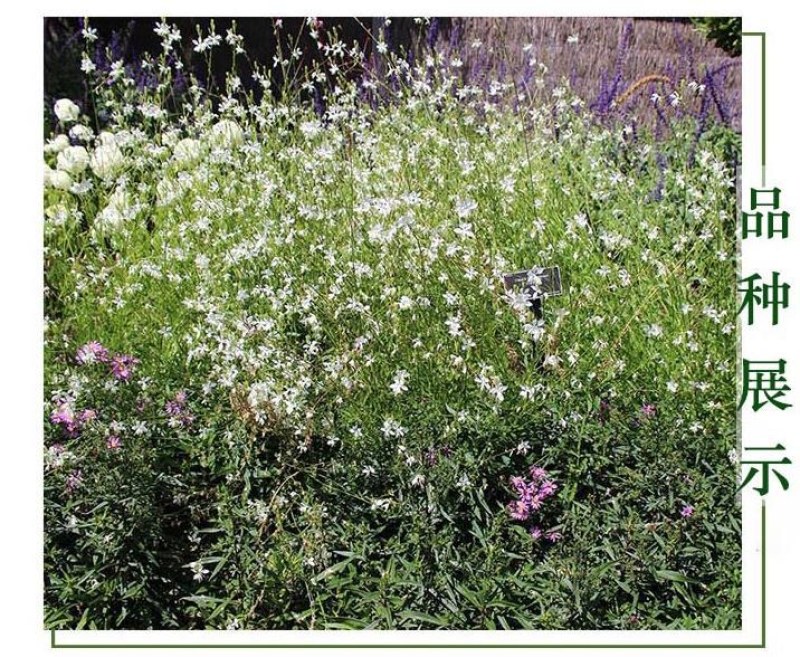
<box><xmin>742</xmin><ymin>31</ymin><xmax>766</xmax><ymax>183</ymax></box>
<box><xmin>48</xmin><ymin>27</ymin><xmax>766</xmax><ymax>652</ymax></box>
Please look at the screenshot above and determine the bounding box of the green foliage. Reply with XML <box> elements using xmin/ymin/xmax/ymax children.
<box><xmin>692</xmin><ymin>17</ymin><xmax>742</xmax><ymax>56</ymax></box>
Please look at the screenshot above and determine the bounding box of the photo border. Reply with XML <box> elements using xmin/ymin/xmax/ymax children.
<box><xmin>48</xmin><ymin>23</ymin><xmax>763</xmax><ymax>653</ymax></box>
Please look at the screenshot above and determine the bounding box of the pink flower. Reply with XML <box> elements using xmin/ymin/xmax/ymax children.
<box><xmin>507</xmin><ymin>499</ymin><xmax>530</xmax><ymax>521</ymax></box>
<box><xmin>109</xmin><ymin>353</ymin><xmax>139</xmax><ymax>381</ymax></box>
<box><xmin>641</xmin><ymin>403</ymin><xmax>657</xmax><ymax>419</ymax></box>
<box><xmin>539</xmin><ymin>480</ymin><xmax>558</xmax><ymax>499</ymax></box>
<box><xmin>529</xmin><ymin>526</ymin><xmax>543</xmax><ymax>540</ymax></box>
<box><xmin>78</xmin><ymin>409</ymin><xmax>97</xmax><ymax>423</ymax></box>
<box><xmin>66</xmin><ymin>470</ymin><xmax>83</xmax><ymax>494</ymax></box>
<box><xmin>545</xmin><ymin>530</ymin><xmax>563</xmax><ymax>543</ymax></box>
<box><xmin>680</xmin><ymin>504</ymin><xmax>695</xmax><ymax>518</ymax></box>
<box><xmin>76</xmin><ymin>341</ymin><xmax>110</xmax><ymax>365</ymax></box>
<box><xmin>529</xmin><ymin>465</ymin><xmax>548</xmax><ymax>482</ymax></box>
<box><xmin>106</xmin><ymin>435</ymin><xmax>122</xmax><ymax>450</ymax></box>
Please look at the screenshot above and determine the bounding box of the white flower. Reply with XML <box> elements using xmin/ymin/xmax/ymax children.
<box><xmin>390</xmin><ymin>369</ymin><xmax>410</xmax><ymax>396</ymax></box>
<box><xmin>455</xmin><ymin>197</ymin><xmax>477</xmax><ymax>218</ymax></box>
<box><xmin>542</xmin><ymin>354</ymin><xmax>561</xmax><ymax>369</ymax></box>
<box><xmin>44</xmin><ymin>134</ymin><xmax>70</xmax><ymax>154</ymax></box>
<box><xmin>44</xmin><ymin>166</ymin><xmax>72</xmax><ymax>190</ymax></box>
<box><xmin>456</xmin><ymin>473</ymin><xmax>472</xmax><ymax>490</ymax></box>
<box><xmin>445</xmin><ymin>314</ymin><xmax>462</xmax><ymax>337</ymax></box>
<box><xmin>644</xmin><ymin>323</ymin><xmax>663</xmax><ymax>338</ymax></box>
<box><xmin>398</xmin><ymin>295</ymin><xmax>414</xmax><ymax>310</ymax></box>
<box><xmin>173</xmin><ymin>138</ymin><xmax>203</xmax><ymax>166</ymax></box>
<box><xmin>411</xmin><ymin>473</ymin><xmax>427</xmax><ymax>488</ymax></box>
<box><xmin>210</xmin><ymin>119</ymin><xmax>244</xmax><ymax>148</ymax></box>
<box><xmin>96</xmin><ymin>131</ymin><xmax>127</xmax><ymax>147</ymax></box>
<box><xmin>54</xmin><ymin>98</ymin><xmax>80</xmax><ymax>123</ymax></box>
<box><xmin>371</xmin><ymin>498</ymin><xmax>391</xmax><ymax>511</ymax></box>
<box><xmin>380</xmin><ymin>417</ymin><xmax>406</xmax><ymax>439</ymax></box>
<box><xmin>515</xmin><ymin>440</ymin><xmax>531</xmax><ymax>455</ymax></box>
<box><xmin>189</xmin><ymin>561</ymin><xmax>210</xmax><ymax>582</ymax></box>
<box><xmin>90</xmin><ymin>143</ymin><xmax>125</xmax><ymax>180</ymax></box>
<box><xmin>490</xmin><ymin>381</ymin><xmax>507</xmax><ymax>401</ymax></box>
<box><xmin>507</xmin><ymin>289</ymin><xmax>532</xmax><ymax>313</ymax></box>
<box><xmin>666</xmin><ymin>381</ymin><xmax>678</xmax><ymax>393</ymax></box>
<box><xmin>454</xmin><ymin>222</ymin><xmax>475</xmax><ymax>239</ymax></box>
<box><xmin>69</xmin><ymin>124</ymin><xmax>94</xmax><ymax>142</ymax></box>
<box><xmin>56</xmin><ymin>146</ymin><xmax>89</xmax><ymax>174</ymax></box>
<box><xmin>95</xmin><ymin>187</ymin><xmax>131</xmax><ymax>231</ymax></box>
<box><xmin>80</xmin><ymin>53</ymin><xmax>96</xmax><ymax>73</ymax></box>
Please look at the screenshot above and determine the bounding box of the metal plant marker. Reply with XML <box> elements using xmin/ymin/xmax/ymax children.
<box><xmin>502</xmin><ymin>265</ymin><xmax>562</xmax><ymax>319</ymax></box>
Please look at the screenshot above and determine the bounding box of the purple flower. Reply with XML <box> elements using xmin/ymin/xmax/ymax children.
<box><xmin>66</xmin><ymin>469</ymin><xmax>83</xmax><ymax>494</ymax></box>
<box><xmin>78</xmin><ymin>408</ymin><xmax>97</xmax><ymax>424</ymax></box>
<box><xmin>165</xmin><ymin>390</ymin><xmax>194</xmax><ymax>427</ymax></box>
<box><xmin>109</xmin><ymin>354</ymin><xmax>138</xmax><ymax>381</ymax></box>
<box><xmin>527</xmin><ymin>493</ymin><xmax>544</xmax><ymax>511</ymax></box>
<box><xmin>424</xmin><ymin>447</ymin><xmax>438</xmax><ymax>466</ymax></box>
<box><xmin>50</xmin><ymin>402</ymin><xmax>75</xmax><ymax>427</ymax></box>
<box><xmin>529</xmin><ymin>526</ymin><xmax>543</xmax><ymax>540</ymax></box>
<box><xmin>680</xmin><ymin>504</ymin><xmax>695</xmax><ymax>518</ymax></box>
<box><xmin>545</xmin><ymin>530</ymin><xmax>563</xmax><ymax>543</ymax></box>
<box><xmin>106</xmin><ymin>435</ymin><xmax>122</xmax><ymax>450</ymax></box>
<box><xmin>508</xmin><ymin>499</ymin><xmax>530</xmax><ymax>522</ymax></box>
<box><xmin>539</xmin><ymin>480</ymin><xmax>558</xmax><ymax>499</ymax></box>
<box><xmin>510</xmin><ymin>475</ymin><xmax>527</xmax><ymax>494</ymax></box>
<box><xmin>528</xmin><ymin>466</ymin><xmax>548</xmax><ymax>482</ymax></box>
<box><xmin>76</xmin><ymin>341</ymin><xmax>110</xmax><ymax>365</ymax></box>
<box><xmin>50</xmin><ymin>401</ymin><xmax>81</xmax><ymax>436</ymax></box>
<box><xmin>507</xmin><ymin>465</ymin><xmax>559</xmax><ymax>533</ymax></box>
<box><xmin>641</xmin><ymin>403</ymin><xmax>657</xmax><ymax>419</ymax></box>
<box><xmin>165</xmin><ymin>399</ymin><xmax>183</xmax><ymax>417</ymax></box>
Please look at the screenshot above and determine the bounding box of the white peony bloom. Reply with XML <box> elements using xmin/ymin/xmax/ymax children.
<box><xmin>210</xmin><ymin>119</ymin><xmax>244</xmax><ymax>148</ymax></box>
<box><xmin>96</xmin><ymin>130</ymin><xmax>133</xmax><ymax>148</ymax></box>
<box><xmin>95</xmin><ymin>186</ymin><xmax>131</xmax><ymax>231</ymax></box>
<box><xmin>54</xmin><ymin>98</ymin><xmax>80</xmax><ymax>123</ymax></box>
<box><xmin>44</xmin><ymin>134</ymin><xmax>70</xmax><ymax>154</ymax></box>
<box><xmin>173</xmin><ymin>138</ymin><xmax>203</xmax><ymax>166</ymax></box>
<box><xmin>90</xmin><ymin>143</ymin><xmax>125</xmax><ymax>180</ymax></box>
<box><xmin>69</xmin><ymin>124</ymin><xmax>94</xmax><ymax>142</ymax></box>
<box><xmin>56</xmin><ymin>146</ymin><xmax>89</xmax><ymax>174</ymax></box>
<box><xmin>96</xmin><ymin>132</ymin><xmax>118</xmax><ymax>146</ymax></box>
<box><xmin>44</xmin><ymin>166</ymin><xmax>72</xmax><ymax>190</ymax></box>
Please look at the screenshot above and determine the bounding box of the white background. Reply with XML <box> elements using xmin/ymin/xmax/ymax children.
<box><xmin>1</xmin><ymin>1</ymin><xmax>798</xmax><ymax>655</ymax></box>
